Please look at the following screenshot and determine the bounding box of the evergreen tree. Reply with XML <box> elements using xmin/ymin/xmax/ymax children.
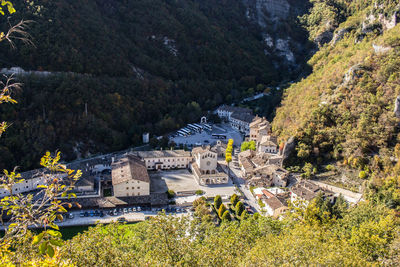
<box><xmin>214</xmin><ymin>195</ymin><xmax>222</xmax><ymax>210</ymax></box>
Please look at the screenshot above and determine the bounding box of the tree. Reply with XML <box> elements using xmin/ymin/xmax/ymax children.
<box><xmin>221</xmin><ymin>210</ymin><xmax>231</xmax><ymax>221</ymax></box>
<box><xmin>240</xmin><ymin>210</ymin><xmax>249</xmax><ymax>220</ymax></box>
<box><xmin>241</xmin><ymin>141</ymin><xmax>256</xmax><ymax>152</ymax></box>
<box><xmin>218</xmin><ymin>204</ymin><xmax>227</xmax><ymax>218</ymax></box>
<box><xmin>235</xmin><ymin>201</ymin><xmax>245</xmax><ymax>217</ymax></box>
<box><xmin>214</xmin><ymin>195</ymin><xmax>222</xmax><ymax>210</ymax></box>
<box><xmin>359</xmin><ymin>171</ymin><xmax>367</xmax><ymax>179</ymax></box>
<box><xmin>302</xmin><ymin>163</ymin><xmax>314</xmax><ymax>179</ymax></box>
<box><xmin>230</xmin><ymin>194</ymin><xmax>239</xmax><ymax>207</ymax></box>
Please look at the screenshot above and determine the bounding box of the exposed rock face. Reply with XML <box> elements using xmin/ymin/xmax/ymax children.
<box><xmin>282</xmin><ymin>136</ymin><xmax>296</xmax><ymax>159</ymax></box>
<box><xmin>315</xmin><ymin>30</ymin><xmax>334</xmax><ymax>47</ymax></box>
<box><xmin>242</xmin><ymin>0</ymin><xmax>310</xmax><ymax>71</ymax></box>
<box><xmin>394</xmin><ymin>95</ymin><xmax>400</xmax><ymax>119</ymax></box>
<box><xmin>331</xmin><ymin>27</ymin><xmax>353</xmax><ymax>46</ymax></box>
<box><xmin>373</xmin><ymin>44</ymin><xmax>392</xmax><ymax>54</ymax></box>
<box><xmin>343</xmin><ymin>64</ymin><xmax>364</xmax><ymax>86</ymax></box>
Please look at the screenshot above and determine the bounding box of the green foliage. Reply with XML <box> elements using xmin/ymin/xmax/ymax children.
<box><xmin>166</xmin><ymin>189</ymin><xmax>175</xmax><ymax>199</ymax></box>
<box><xmin>195</xmin><ymin>190</ymin><xmax>204</xmax><ymax>196</ymax></box>
<box><xmin>218</xmin><ymin>204</ymin><xmax>227</xmax><ymax>219</ymax></box>
<box><xmin>302</xmin><ymin>162</ymin><xmax>315</xmax><ymax>179</ymax></box>
<box><xmin>358</xmin><ymin>170</ymin><xmax>367</xmax><ymax>179</ymax></box>
<box><xmin>214</xmin><ymin>195</ymin><xmax>222</xmax><ymax>210</ymax></box>
<box><xmin>221</xmin><ymin>210</ymin><xmax>231</xmax><ymax>222</ymax></box>
<box><xmin>240</xmin><ymin>141</ymin><xmax>256</xmax><ymax>152</ymax></box>
<box><xmin>230</xmin><ymin>194</ymin><xmax>239</xmax><ymax>207</ymax></box>
<box><xmin>235</xmin><ymin>201</ymin><xmax>245</xmax><ymax>217</ymax></box>
<box><xmin>56</xmin><ymin>202</ymin><xmax>400</xmax><ymax>266</ymax></box>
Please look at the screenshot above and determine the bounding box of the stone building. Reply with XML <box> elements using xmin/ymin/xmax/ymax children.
<box><xmin>249</xmin><ymin>116</ymin><xmax>271</xmax><ymax>142</ymax></box>
<box><xmin>216</xmin><ymin>104</ymin><xmax>252</xmax><ymax>121</ymax></box>
<box><xmin>230</xmin><ymin>112</ymin><xmax>255</xmax><ymax>134</ymax></box>
<box><xmin>191</xmin><ymin>146</ymin><xmax>228</xmax><ymax>185</ymax></box>
<box><xmin>112</xmin><ymin>155</ymin><xmax>150</xmax><ymax>197</ymax></box>
<box><xmin>132</xmin><ymin>150</ymin><xmax>192</xmax><ymax>170</ymax></box>
<box><xmin>290</xmin><ymin>180</ymin><xmax>334</xmax><ymax>204</ymax></box>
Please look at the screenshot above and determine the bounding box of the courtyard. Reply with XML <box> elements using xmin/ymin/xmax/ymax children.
<box><xmin>150</xmin><ymin>169</ymin><xmax>237</xmax><ymax>199</ymax></box>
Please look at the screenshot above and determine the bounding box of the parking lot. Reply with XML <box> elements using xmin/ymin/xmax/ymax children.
<box><xmin>171</xmin><ymin>123</ymin><xmax>243</xmax><ymax>147</ymax></box>
<box><xmin>150</xmin><ymin>169</ymin><xmax>237</xmax><ymax>198</ymax></box>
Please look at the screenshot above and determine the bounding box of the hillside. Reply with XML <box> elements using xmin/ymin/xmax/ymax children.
<box><xmin>0</xmin><ymin>0</ymin><xmax>312</xmax><ymax>170</ymax></box>
<box><xmin>273</xmin><ymin>1</ymin><xmax>400</xmax><ymax>206</ymax></box>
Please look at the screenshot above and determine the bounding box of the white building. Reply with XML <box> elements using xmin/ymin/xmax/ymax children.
<box><xmin>132</xmin><ymin>150</ymin><xmax>192</xmax><ymax>170</ymax></box>
<box><xmin>191</xmin><ymin>146</ymin><xmax>228</xmax><ymax>185</ymax></box>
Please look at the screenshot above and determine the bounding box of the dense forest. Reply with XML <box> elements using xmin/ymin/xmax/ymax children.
<box><xmin>0</xmin><ymin>0</ymin><xmax>311</xmax><ymax>171</ymax></box>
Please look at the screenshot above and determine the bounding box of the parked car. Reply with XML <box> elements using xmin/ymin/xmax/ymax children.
<box><xmin>113</xmin><ymin>209</ymin><xmax>118</xmax><ymax>216</ymax></box>
<box><xmin>68</xmin><ymin>213</ymin><xmax>74</xmax><ymax>219</ymax></box>
<box><xmin>132</xmin><ymin>207</ymin><xmax>136</xmax><ymax>212</ymax></box>
<box><xmin>84</xmin><ymin>211</ymin><xmax>89</xmax><ymax>217</ymax></box>
<box><xmin>137</xmin><ymin>207</ymin><xmax>141</xmax><ymax>212</ymax></box>
<box><xmin>94</xmin><ymin>210</ymin><xmax>100</xmax><ymax>216</ymax></box>
<box><xmin>117</xmin><ymin>217</ymin><xmax>127</xmax><ymax>223</ymax></box>
<box><xmin>100</xmin><ymin>210</ymin><xmax>104</xmax><ymax>217</ymax></box>
<box><xmin>123</xmin><ymin>208</ymin><xmax>128</xmax><ymax>213</ymax></box>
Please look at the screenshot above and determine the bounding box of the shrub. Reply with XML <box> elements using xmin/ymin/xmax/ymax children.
<box><xmin>214</xmin><ymin>195</ymin><xmax>222</xmax><ymax>210</ymax></box>
<box><xmin>166</xmin><ymin>189</ymin><xmax>175</xmax><ymax>199</ymax></box>
<box><xmin>235</xmin><ymin>201</ymin><xmax>245</xmax><ymax>217</ymax></box>
<box><xmin>359</xmin><ymin>171</ymin><xmax>367</xmax><ymax>179</ymax></box>
<box><xmin>218</xmin><ymin>204</ymin><xmax>227</xmax><ymax>218</ymax></box>
<box><xmin>221</xmin><ymin>210</ymin><xmax>231</xmax><ymax>221</ymax></box>
<box><xmin>230</xmin><ymin>194</ymin><xmax>239</xmax><ymax>206</ymax></box>
<box><xmin>195</xmin><ymin>190</ymin><xmax>205</xmax><ymax>195</ymax></box>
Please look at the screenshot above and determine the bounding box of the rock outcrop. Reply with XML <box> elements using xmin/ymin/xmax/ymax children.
<box><xmin>282</xmin><ymin>136</ymin><xmax>296</xmax><ymax>160</ymax></box>
<box><xmin>394</xmin><ymin>95</ymin><xmax>400</xmax><ymax>119</ymax></box>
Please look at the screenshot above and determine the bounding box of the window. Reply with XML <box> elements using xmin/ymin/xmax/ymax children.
<box><xmin>138</xmin><ymin>192</ymin><xmax>140</xmax><ymax>196</ymax></box>
<box><xmin>132</xmin><ymin>187</ymin><xmax>134</xmax><ymax>189</ymax></box>
<box><xmin>126</xmin><ymin>187</ymin><xmax>129</xmax><ymax>190</ymax></box>
<box><xmin>137</xmin><ymin>187</ymin><xmax>140</xmax><ymax>189</ymax></box>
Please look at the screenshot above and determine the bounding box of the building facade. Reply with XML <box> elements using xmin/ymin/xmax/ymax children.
<box><xmin>133</xmin><ymin>150</ymin><xmax>192</xmax><ymax>170</ymax></box>
<box><xmin>191</xmin><ymin>146</ymin><xmax>228</xmax><ymax>185</ymax></box>
<box><xmin>112</xmin><ymin>155</ymin><xmax>150</xmax><ymax>197</ymax></box>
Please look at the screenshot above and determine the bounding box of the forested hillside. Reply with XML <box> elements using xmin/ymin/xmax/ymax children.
<box><xmin>273</xmin><ymin>0</ymin><xmax>400</xmax><ymax>207</ymax></box>
<box><xmin>0</xmin><ymin>0</ymin><xmax>311</xmax><ymax>170</ymax></box>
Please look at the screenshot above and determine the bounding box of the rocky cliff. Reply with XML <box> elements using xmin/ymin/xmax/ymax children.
<box><xmin>243</xmin><ymin>0</ymin><xmax>312</xmax><ymax>74</ymax></box>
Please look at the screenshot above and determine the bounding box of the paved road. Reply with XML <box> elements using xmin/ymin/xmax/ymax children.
<box><xmin>220</xmin><ymin>147</ymin><xmax>261</xmax><ymax>214</ymax></box>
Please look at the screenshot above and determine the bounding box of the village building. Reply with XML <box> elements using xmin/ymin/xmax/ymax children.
<box><xmin>211</xmin><ymin>140</ymin><xmax>227</xmax><ymax>158</ymax></box>
<box><xmin>132</xmin><ymin>150</ymin><xmax>192</xmax><ymax>170</ymax></box>
<box><xmin>264</xmin><ymin>195</ymin><xmax>289</xmax><ymax>217</ymax></box>
<box><xmin>290</xmin><ymin>180</ymin><xmax>334</xmax><ymax>204</ymax></box>
<box><xmin>249</xmin><ymin>116</ymin><xmax>271</xmax><ymax>142</ymax></box>
<box><xmin>216</xmin><ymin>105</ymin><xmax>253</xmax><ymax>121</ymax></box>
<box><xmin>230</xmin><ymin>112</ymin><xmax>255</xmax><ymax>135</ymax></box>
<box><xmin>258</xmin><ymin>135</ymin><xmax>279</xmax><ymax>154</ymax></box>
<box><xmin>191</xmin><ymin>146</ymin><xmax>228</xmax><ymax>185</ymax></box>
<box><xmin>247</xmin><ymin>165</ymin><xmax>289</xmax><ymax>188</ymax></box>
<box><xmin>111</xmin><ymin>155</ymin><xmax>150</xmax><ymax>197</ymax></box>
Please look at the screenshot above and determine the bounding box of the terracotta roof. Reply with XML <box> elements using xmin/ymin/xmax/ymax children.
<box><xmin>262</xmin><ymin>189</ymin><xmax>275</xmax><ymax>198</ymax></box>
<box><xmin>291</xmin><ymin>180</ymin><xmax>333</xmax><ymax>201</ymax></box>
<box><xmin>111</xmin><ymin>155</ymin><xmax>149</xmax><ymax>185</ymax></box>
